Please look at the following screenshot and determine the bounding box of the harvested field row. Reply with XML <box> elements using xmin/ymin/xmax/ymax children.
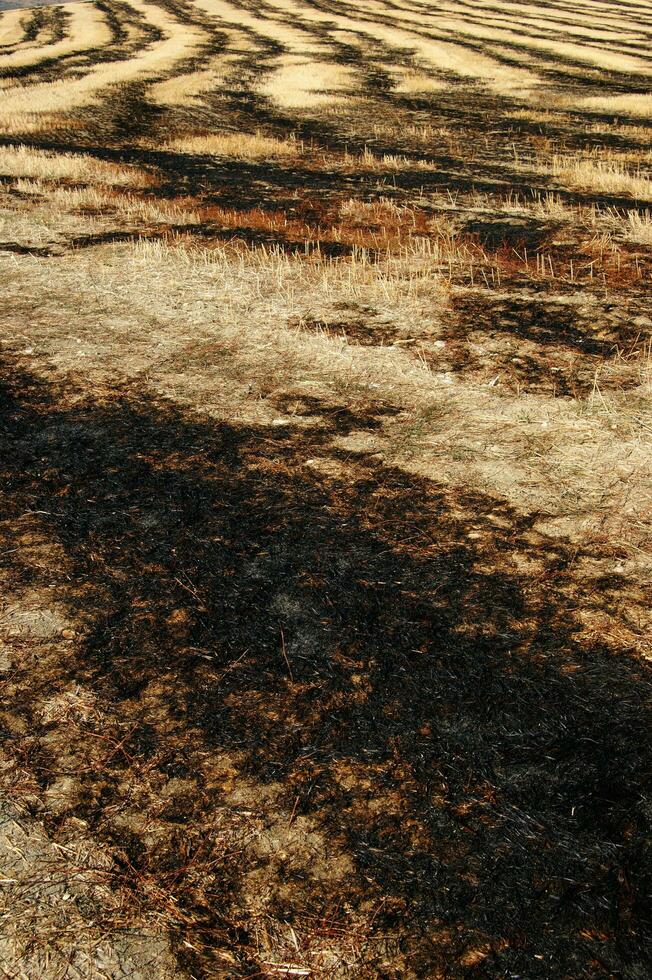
<box><xmin>0</xmin><ymin>0</ymin><xmax>650</xmax><ymax>978</ymax></box>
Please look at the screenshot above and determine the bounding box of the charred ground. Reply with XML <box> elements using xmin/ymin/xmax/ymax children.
<box><xmin>0</xmin><ymin>0</ymin><xmax>651</xmax><ymax>977</ymax></box>
<box><xmin>1</xmin><ymin>356</ymin><xmax>651</xmax><ymax>977</ymax></box>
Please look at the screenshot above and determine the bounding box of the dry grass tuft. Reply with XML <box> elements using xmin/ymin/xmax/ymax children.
<box><xmin>576</xmin><ymin>93</ymin><xmax>652</xmax><ymax>119</ymax></box>
<box><xmin>0</xmin><ymin>144</ymin><xmax>154</xmax><ymax>187</ymax></box>
<box><xmin>261</xmin><ymin>56</ymin><xmax>356</xmax><ymax>109</ymax></box>
<box><xmin>0</xmin><ymin>111</ymin><xmax>71</xmax><ymax>135</ymax></box>
<box><xmin>626</xmin><ymin>209</ymin><xmax>652</xmax><ymax>244</ymax></box>
<box><xmin>550</xmin><ymin>154</ymin><xmax>652</xmax><ymax>200</ymax></box>
<box><xmin>164</xmin><ymin>131</ymin><xmax>304</xmax><ymax>160</ymax></box>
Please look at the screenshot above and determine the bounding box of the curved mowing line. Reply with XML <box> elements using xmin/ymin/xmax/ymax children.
<box><xmin>4</xmin><ymin>0</ymin><xmax>652</xmax><ymax>129</ymax></box>
<box><xmin>0</xmin><ymin>4</ymin><xmax>64</xmax><ymax>54</ymax></box>
<box><xmin>0</xmin><ymin>0</ymin><xmax>209</xmax><ymax>120</ymax></box>
<box><xmin>290</xmin><ymin>0</ymin><xmax>652</xmax><ymax>108</ymax></box>
<box><xmin>0</xmin><ymin>3</ymin><xmax>113</xmax><ymax>73</ymax></box>
<box><xmin>0</xmin><ymin>9</ymin><xmax>32</xmax><ymax>49</ymax></box>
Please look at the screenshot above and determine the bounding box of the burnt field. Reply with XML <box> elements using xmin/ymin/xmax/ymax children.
<box><xmin>0</xmin><ymin>1</ymin><xmax>651</xmax><ymax>977</ymax></box>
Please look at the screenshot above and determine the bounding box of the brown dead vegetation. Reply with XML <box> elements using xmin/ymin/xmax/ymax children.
<box><xmin>0</xmin><ymin>0</ymin><xmax>651</xmax><ymax>978</ymax></box>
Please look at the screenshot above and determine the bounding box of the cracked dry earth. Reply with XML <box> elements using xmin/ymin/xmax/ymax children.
<box><xmin>1</xmin><ymin>0</ymin><xmax>652</xmax><ymax>977</ymax></box>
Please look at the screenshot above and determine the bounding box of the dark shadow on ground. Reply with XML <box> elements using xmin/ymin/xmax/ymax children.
<box><xmin>431</xmin><ymin>292</ymin><xmax>652</xmax><ymax>396</ymax></box>
<box><xmin>451</xmin><ymin>295</ymin><xmax>620</xmax><ymax>357</ymax></box>
<box><xmin>0</xmin><ymin>357</ymin><xmax>650</xmax><ymax>977</ymax></box>
<box><xmin>12</xmin><ymin>129</ymin><xmax>650</xmax><ymax>214</ymax></box>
